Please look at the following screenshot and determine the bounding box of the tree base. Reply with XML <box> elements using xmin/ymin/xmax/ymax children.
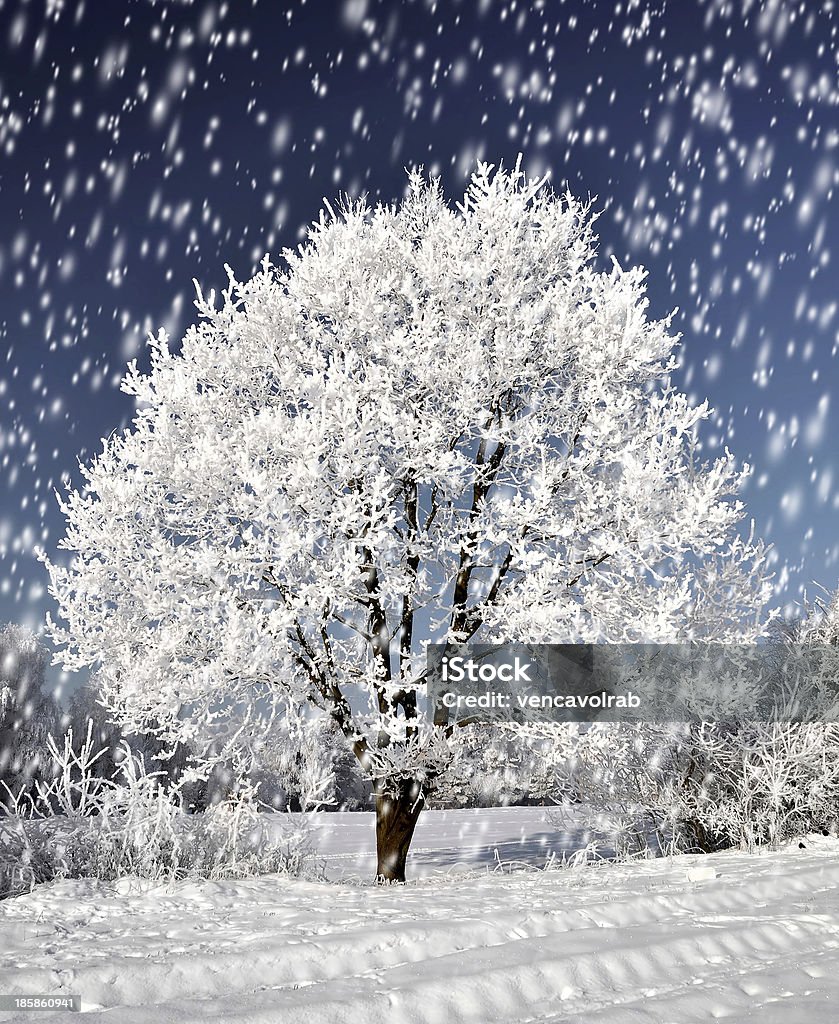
<box><xmin>374</xmin><ymin>780</ymin><xmax>424</xmax><ymax>883</ymax></box>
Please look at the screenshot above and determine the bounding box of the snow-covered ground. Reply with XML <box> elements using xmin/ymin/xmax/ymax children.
<box><xmin>290</xmin><ymin>805</ymin><xmax>592</xmax><ymax>880</ymax></box>
<box><xmin>3</xmin><ymin>807</ymin><xmax>839</xmax><ymax>1022</ymax></box>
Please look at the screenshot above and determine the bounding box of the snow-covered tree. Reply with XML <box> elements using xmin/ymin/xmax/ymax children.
<box><xmin>0</xmin><ymin>624</ymin><xmax>61</xmax><ymax>802</ymax></box>
<box><xmin>259</xmin><ymin>714</ymin><xmax>347</xmax><ymax>812</ymax></box>
<box><xmin>61</xmin><ymin>671</ymin><xmax>195</xmax><ymax>797</ymax></box>
<box><xmin>43</xmin><ymin>161</ymin><xmax>772</xmax><ymax>880</ymax></box>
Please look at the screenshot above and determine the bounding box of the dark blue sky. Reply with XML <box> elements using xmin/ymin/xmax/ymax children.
<box><xmin>0</xmin><ymin>0</ymin><xmax>837</xmax><ymax>693</ymax></box>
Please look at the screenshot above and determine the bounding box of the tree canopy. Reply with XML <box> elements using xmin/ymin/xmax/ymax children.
<box><xmin>43</xmin><ymin>161</ymin><xmax>772</xmax><ymax>878</ymax></box>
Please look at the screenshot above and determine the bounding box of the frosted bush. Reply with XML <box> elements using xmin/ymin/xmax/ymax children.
<box><xmin>0</xmin><ymin>722</ymin><xmax>317</xmax><ymax>899</ymax></box>
<box><xmin>533</xmin><ymin>717</ymin><xmax>839</xmax><ymax>858</ymax></box>
<box><xmin>429</xmin><ymin>724</ymin><xmax>560</xmax><ymax>809</ymax></box>
<box><xmin>668</xmin><ymin>721</ymin><xmax>839</xmax><ymax>852</ymax></box>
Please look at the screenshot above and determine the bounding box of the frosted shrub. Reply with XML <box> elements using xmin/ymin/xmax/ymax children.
<box><xmin>534</xmin><ymin>722</ymin><xmax>674</xmax><ymax>859</ymax></box>
<box><xmin>534</xmin><ymin>718</ymin><xmax>839</xmax><ymax>859</ymax></box>
<box><xmin>430</xmin><ymin>724</ymin><xmax>560</xmax><ymax>809</ymax></box>
<box><xmin>0</xmin><ymin>722</ymin><xmax>316</xmax><ymax>899</ymax></box>
<box><xmin>670</xmin><ymin>721</ymin><xmax>839</xmax><ymax>852</ymax></box>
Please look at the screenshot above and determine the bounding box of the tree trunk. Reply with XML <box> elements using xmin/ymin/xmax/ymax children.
<box><xmin>374</xmin><ymin>780</ymin><xmax>424</xmax><ymax>883</ymax></box>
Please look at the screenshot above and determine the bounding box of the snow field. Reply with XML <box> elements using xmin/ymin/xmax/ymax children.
<box><xmin>2</xmin><ymin>808</ymin><xmax>839</xmax><ymax>1022</ymax></box>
